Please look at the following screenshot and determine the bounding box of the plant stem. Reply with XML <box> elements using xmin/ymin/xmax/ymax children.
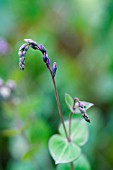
<box><xmin>48</xmin><ymin>67</ymin><xmax>69</xmax><ymax>141</ymax></box>
<box><xmin>69</xmin><ymin>98</ymin><xmax>78</xmax><ymax>140</ymax></box>
<box><xmin>70</xmin><ymin>162</ymin><xmax>74</xmax><ymax>170</ymax></box>
<box><xmin>68</xmin><ymin>111</ymin><xmax>73</xmax><ymax>141</ymax></box>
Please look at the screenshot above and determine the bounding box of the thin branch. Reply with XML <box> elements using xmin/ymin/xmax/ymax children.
<box><xmin>70</xmin><ymin>162</ymin><xmax>74</xmax><ymax>170</ymax></box>
<box><xmin>68</xmin><ymin>111</ymin><xmax>73</xmax><ymax>141</ymax></box>
<box><xmin>48</xmin><ymin>66</ymin><xmax>69</xmax><ymax>141</ymax></box>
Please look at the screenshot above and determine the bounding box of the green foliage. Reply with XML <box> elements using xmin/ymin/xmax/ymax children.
<box><xmin>1</xmin><ymin>129</ymin><xmax>20</xmax><ymax>137</ymax></box>
<box><xmin>22</xmin><ymin>147</ymin><xmax>37</xmax><ymax>161</ymax></box>
<box><xmin>26</xmin><ymin>119</ymin><xmax>51</xmax><ymax>144</ymax></box>
<box><xmin>49</xmin><ymin>118</ymin><xmax>89</xmax><ymax>166</ymax></box>
<box><xmin>49</xmin><ymin>134</ymin><xmax>81</xmax><ymax>164</ymax></box>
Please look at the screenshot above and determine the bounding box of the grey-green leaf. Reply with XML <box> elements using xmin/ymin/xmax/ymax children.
<box><xmin>48</xmin><ymin>134</ymin><xmax>81</xmax><ymax>164</ymax></box>
<box><xmin>59</xmin><ymin>119</ymin><xmax>89</xmax><ymax>146</ymax></box>
<box><xmin>65</xmin><ymin>93</ymin><xmax>73</xmax><ymax>111</ymax></box>
<box><xmin>57</xmin><ymin>154</ymin><xmax>91</xmax><ymax>170</ymax></box>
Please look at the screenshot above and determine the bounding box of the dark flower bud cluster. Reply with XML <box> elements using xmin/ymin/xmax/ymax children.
<box><xmin>18</xmin><ymin>44</ymin><xmax>29</xmax><ymax>70</ymax></box>
<box><xmin>38</xmin><ymin>44</ymin><xmax>57</xmax><ymax>76</ymax></box>
<box><xmin>24</xmin><ymin>39</ymin><xmax>39</xmax><ymax>50</ymax></box>
<box><xmin>79</xmin><ymin>106</ymin><xmax>90</xmax><ymax>123</ymax></box>
<box><xmin>18</xmin><ymin>39</ymin><xmax>57</xmax><ymax>77</ymax></box>
<box><xmin>73</xmin><ymin>98</ymin><xmax>90</xmax><ymax>123</ymax></box>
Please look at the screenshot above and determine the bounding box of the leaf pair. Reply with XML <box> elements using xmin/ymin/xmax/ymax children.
<box><xmin>49</xmin><ymin>119</ymin><xmax>88</xmax><ymax>164</ymax></box>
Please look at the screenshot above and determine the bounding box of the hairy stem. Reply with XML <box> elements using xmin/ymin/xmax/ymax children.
<box><xmin>70</xmin><ymin>162</ymin><xmax>74</xmax><ymax>170</ymax></box>
<box><xmin>48</xmin><ymin>67</ymin><xmax>69</xmax><ymax>141</ymax></box>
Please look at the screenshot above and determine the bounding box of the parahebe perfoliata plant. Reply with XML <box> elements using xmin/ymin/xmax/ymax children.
<box><xmin>18</xmin><ymin>39</ymin><xmax>94</xmax><ymax>170</ymax></box>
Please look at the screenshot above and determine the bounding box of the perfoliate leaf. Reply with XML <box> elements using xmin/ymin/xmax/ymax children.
<box><xmin>48</xmin><ymin>134</ymin><xmax>81</xmax><ymax>164</ymax></box>
<box><xmin>57</xmin><ymin>154</ymin><xmax>91</xmax><ymax>170</ymax></box>
<box><xmin>59</xmin><ymin>119</ymin><xmax>89</xmax><ymax>146</ymax></box>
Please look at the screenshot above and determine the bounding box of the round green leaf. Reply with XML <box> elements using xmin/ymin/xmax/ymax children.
<box><xmin>65</xmin><ymin>93</ymin><xmax>73</xmax><ymax>111</ymax></box>
<box><xmin>57</xmin><ymin>154</ymin><xmax>91</xmax><ymax>170</ymax></box>
<box><xmin>48</xmin><ymin>134</ymin><xmax>81</xmax><ymax>164</ymax></box>
<box><xmin>59</xmin><ymin>119</ymin><xmax>89</xmax><ymax>146</ymax></box>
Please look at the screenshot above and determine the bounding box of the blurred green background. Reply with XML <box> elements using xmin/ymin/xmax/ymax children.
<box><xmin>0</xmin><ymin>0</ymin><xmax>113</xmax><ymax>169</ymax></box>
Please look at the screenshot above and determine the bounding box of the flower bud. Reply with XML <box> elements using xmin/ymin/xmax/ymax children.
<box><xmin>20</xmin><ymin>57</ymin><xmax>25</xmax><ymax>63</ymax></box>
<box><xmin>19</xmin><ymin>44</ymin><xmax>27</xmax><ymax>51</ymax></box>
<box><xmin>24</xmin><ymin>39</ymin><xmax>38</xmax><ymax>50</ymax></box>
<box><xmin>42</xmin><ymin>53</ymin><xmax>50</xmax><ymax>68</ymax></box>
<box><xmin>24</xmin><ymin>45</ymin><xmax>29</xmax><ymax>51</ymax></box>
<box><xmin>19</xmin><ymin>63</ymin><xmax>24</xmax><ymax>70</ymax></box>
<box><xmin>18</xmin><ymin>42</ymin><xmax>30</xmax><ymax>70</ymax></box>
<box><xmin>30</xmin><ymin>44</ymin><xmax>38</xmax><ymax>50</ymax></box>
<box><xmin>18</xmin><ymin>51</ymin><xmax>23</xmax><ymax>58</ymax></box>
<box><xmin>39</xmin><ymin>44</ymin><xmax>46</xmax><ymax>54</ymax></box>
<box><xmin>42</xmin><ymin>53</ymin><xmax>48</xmax><ymax>63</ymax></box>
<box><xmin>79</xmin><ymin>107</ymin><xmax>85</xmax><ymax>114</ymax></box>
<box><xmin>82</xmin><ymin>113</ymin><xmax>90</xmax><ymax>123</ymax></box>
<box><xmin>22</xmin><ymin>50</ymin><xmax>26</xmax><ymax>57</ymax></box>
<box><xmin>52</xmin><ymin>62</ymin><xmax>57</xmax><ymax>77</ymax></box>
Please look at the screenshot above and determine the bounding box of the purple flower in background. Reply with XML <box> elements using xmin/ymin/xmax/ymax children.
<box><xmin>6</xmin><ymin>80</ymin><xmax>16</xmax><ymax>91</ymax></box>
<box><xmin>0</xmin><ymin>78</ymin><xmax>16</xmax><ymax>100</ymax></box>
<box><xmin>0</xmin><ymin>37</ymin><xmax>9</xmax><ymax>55</ymax></box>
